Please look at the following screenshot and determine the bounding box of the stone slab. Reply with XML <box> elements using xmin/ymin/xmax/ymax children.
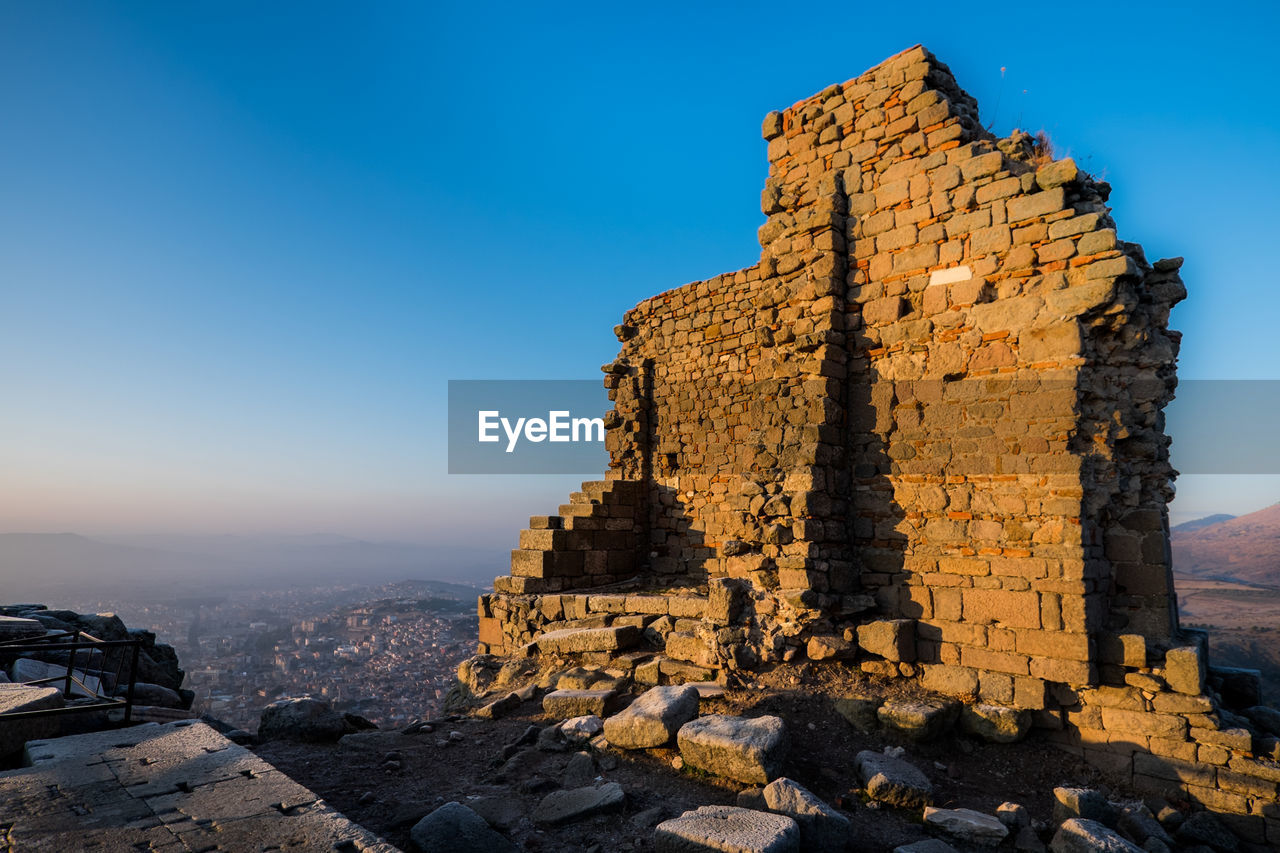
<box><xmin>537</xmin><ymin>625</ymin><xmax>640</xmax><ymax>654</ymax></box>
<box><xmin>534</xmin><ymin>781</ymin><xmax>625</xmax><ymax>825</ymax></box>
<box><xmin>0</xmin><ymin>615</ymin><xmax>46</xmax><ymax>640</ymax></box>
<box><xmin>543</xmin><ymin>688</ymin><xmax>615</xmax><ymax>718</ymax></box>
<box><xmin>655</xmin><ymin>805</ymin><xmax>800</xmax><ymax>853</ymax></box>
<box><xmin>2</xmin><ymin>720</ymin><xmax>401</xmax><ymax>851</ymax></box>
<box><xmin>923</xmin><ymin>807</ymin><xmax>1009</xmax><ymax>847</ymax></box>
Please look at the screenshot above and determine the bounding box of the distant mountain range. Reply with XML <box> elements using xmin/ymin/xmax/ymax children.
<box><xmin>1172</xmin><ymin>504</ymin><xmax>1280</xmax><ymax>587</ymax></box>
<box><xmin>1170</xmin><ymin>514</ymin><xmax>1237</xmax><ymax>534</ymax></box>
<box><xmin>0</xmin><ymin>532</ymin><xmax>494</xmax><ymax>602</ymax></box>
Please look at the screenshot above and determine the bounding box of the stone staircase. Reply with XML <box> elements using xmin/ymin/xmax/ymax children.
<box><xmin>494</xmin><ymin>479</ymin><xmax>643</xmax><ymax>595</ymax></box>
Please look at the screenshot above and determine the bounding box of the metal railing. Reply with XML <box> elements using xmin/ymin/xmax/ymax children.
<box><xmin>0</xmin><ymin>630</ymin><xmax>142</xmax><ymax>724</ymax></box>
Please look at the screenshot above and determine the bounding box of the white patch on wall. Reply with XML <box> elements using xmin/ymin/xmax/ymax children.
<box><xmin>929</xmin><ymin>265</ymin><xmax>973</xmax><ymax>286</ymax></box>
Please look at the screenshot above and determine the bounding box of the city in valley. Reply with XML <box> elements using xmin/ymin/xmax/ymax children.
<box><xmin>62</xmin><ymin>579</ymin><xmax>480</xmax><ymax>731</ymax></box>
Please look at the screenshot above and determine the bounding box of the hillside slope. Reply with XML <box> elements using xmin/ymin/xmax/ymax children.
<box><xmin>1171</xmin><ymin>503</ymin><xmax>1280</xmax><ymax>586</ymax></box>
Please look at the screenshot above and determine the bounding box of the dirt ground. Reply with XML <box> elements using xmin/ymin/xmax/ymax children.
<box><xmin>255</xmin><ymin>664</ymin><xmax>1124</xmax><ymax>853</ymax></box>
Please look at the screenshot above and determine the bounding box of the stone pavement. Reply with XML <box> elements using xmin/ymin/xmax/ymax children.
<box><xmin>0</xmin><ymin>720</ymin><xmax>400</xmax><ymax>851</ymax></box>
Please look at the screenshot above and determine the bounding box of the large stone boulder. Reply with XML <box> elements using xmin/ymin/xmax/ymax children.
<box><xmin>655</xmin><ymin>806</ymin><xmax>799</xmax><ymax>853</ymax></box>
<box><xmin>677</xmin><ymin>715</ymin><xmax>788</xmax><ymax>785</ymax></box>
<box><xmin>604</xmin><ymin>685</ymin><xmax>700</xmax><ymax>749</ymax></box>
<box><xmin>1050</xmin><ymin>818</ymin><xmax>1143</xmax><ymax>853</ymax></box>
<box><xmin>762</xmin><ymin>777</ymin><xmax>849</xmax><ymax>852</ymax></box>
<box><xmin>534</xmin><ymin>782</ymin><xmax>625</xmax><ymax>825</ymax></box>
<box><xmin>854</xmin><ymin>749</ymin><xmax>933</xmax><ymax>807</ymax></box>
<box><xmin>409</xmin><ymin>801</ymin><xmax>518</xmax><ymax>853</ymax></box>
<box><xmin>258</xmin><ymin>697</ymin><xmax>369</xmax><ymax>743</ymax></box>
<box><xmin>923</xmin><ymin>807</ymin><xmax>1009</xmax><ymax>847</ymax></box>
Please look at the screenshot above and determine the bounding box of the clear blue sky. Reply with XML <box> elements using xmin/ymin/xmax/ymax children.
<box><xmin>2</xmin><ymin>1</ymin><xmax>1278</xmax><ymax>552</ymax></box>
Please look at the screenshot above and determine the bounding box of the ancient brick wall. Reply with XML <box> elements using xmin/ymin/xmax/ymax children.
<box><xmin>478</xmin><ymin>46</ymin><xmax>1280</xmax><ymax>834</ymax></box>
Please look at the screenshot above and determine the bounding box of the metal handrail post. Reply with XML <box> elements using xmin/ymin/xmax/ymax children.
<box><xmin>124</xmin><ymin>643</ymin><xmax>140</xmax><ymax>724</ymax></box>
<box><xmin>65</xmin><ymin>631</ymin><xmax>79</xmax><ymax>698</ymax></box>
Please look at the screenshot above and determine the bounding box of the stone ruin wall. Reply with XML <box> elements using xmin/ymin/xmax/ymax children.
<box><xmin>478</xmin><ymin>46</ymin><xmax>1280</xmax><ymax>838</ymax></box>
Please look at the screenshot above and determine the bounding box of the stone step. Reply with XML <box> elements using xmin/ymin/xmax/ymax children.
<box><xmin>536</xmin><ymin>625</ymin><xmax>640</xmax><ymax>655</ymax></box>
<box><xmin>493</xmin><ymin>575</ymin><xmax>555</xmax><ymax>595</ymax></box>
<box><xmin>542</xmin><ymin>688</ymin><xmax>616</xmax><ymax>718</ymax></box>
<box><xmin>558</xmin><ymin>503</ymin><xmax>609</xmax><ymax>518</ymax></box>
<box><xmin>518</xmin><ymin>528</ymin><xmax>567</xmax><ymax>550</ymax></box>
<box><xmin>528</xmin><ymin>515</ymin><xmax>562</xmax><ymax>530</ymax></box>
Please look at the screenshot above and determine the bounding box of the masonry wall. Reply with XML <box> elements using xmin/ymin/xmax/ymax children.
<box><xmin>479</xmin><ymin>46</ymin><xmax>1280</xmax><ymax>836</ymax></box>
<box><xmin>603</xmin><ymin>45</ymin><xmax>1186</xmax><ymax>686</ymax></box>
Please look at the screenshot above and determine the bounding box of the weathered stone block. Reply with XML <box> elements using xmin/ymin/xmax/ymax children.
<box><xmin>537</xmin><ymin>625</ymin><xmax>639</xmax><ymax>654</ymax></box>
<box><xmin>677</xmin><ymin>715</ymin><xmax>788</xmax><ymax>785</ymax></box>
<box><xmin>762</xmin><ymin>777</ymin><xmax>849</xmax><ymax>852</ymax></box>
<box><xmin>959</xmin><ymin>703</ymin><xmax>1031</xmax><ymax>743</ymax></box>
<box><xmin>877</xmin><ymin>698</ymin><xmax>959</xmax><ymax>741</ymax></box>
<box><xmin>855</xmin><ymin>749</ymin><xmax>933</xmax><ymax>807</ymax></box>
<box><xmin>655</xmin><ymin>806</ymin><xmax>799</xmax><ymax>853</ymax></box>
<box><xmin>923</xmin><ymin>807</ymin><xmax>1008</xmax><ymax>847</ymax></box>
<box><xmin>542</xmin><ymin>689</ymin><xmax>615</xmax><ymax>719</ymax></box>
<box><xmin>603</xmin><ymin>685</ymin><xmax>700</xmax><ymax>750</ymax></box>
<box><xmin>1050</xmin><ymin>818</ymin><xmax>1141</xmax><ymax>853</ymax></box>
<box><xmin>1163</xmin><ymin>646</ymin><xmax>1205</xmax><ymax>695</ymax></box>
<box><xmin>857</xmin><ymin>619</ymin><xmax>915</xmax><ymax>662</ymax></box>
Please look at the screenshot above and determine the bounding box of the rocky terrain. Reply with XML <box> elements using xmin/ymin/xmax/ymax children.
<box><xmin>3</xmin><ymin>601</ymin><xmax>1277</xmax><ymax>851</ymax></box>
<box><xmin>247</xmin><ymin>657</ymin><xmax>1271</xmax><ymax>853</ymax></box>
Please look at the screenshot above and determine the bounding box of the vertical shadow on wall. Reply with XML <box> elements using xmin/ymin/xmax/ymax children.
<box><xmin>644</xmin><ymin>484</ymin><xmax>710</xmax><ymax>586</ymax></box>
<box><xmin>633</xmin><ymin>362</ymin><xmax>710</xmax><ymax>586</ymax></box>
<box><xmin>844</xmin><ymin>359</ymin><xmax>911</xmax><ymax>634</ymax></box>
